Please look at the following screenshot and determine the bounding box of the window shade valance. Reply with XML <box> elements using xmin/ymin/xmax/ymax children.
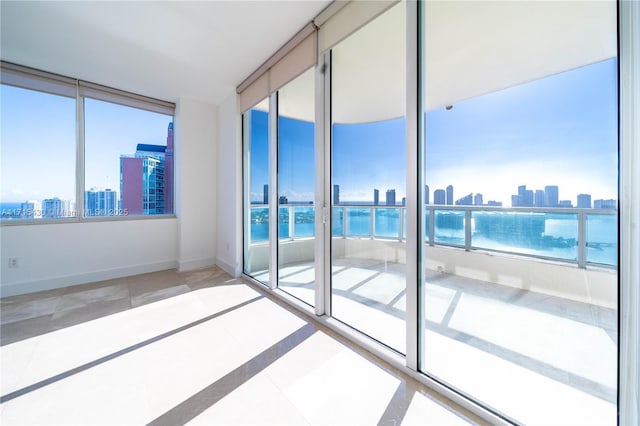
<box><xmin>237</xmin><ymin>1</ymin><xmax>399</xmax><ymax>113</ymax></box>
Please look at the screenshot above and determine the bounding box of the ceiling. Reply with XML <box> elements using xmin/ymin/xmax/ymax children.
<box><xmin>0</xmin><ymin>1</ymin><xmax>331</xmax><ymax>106</ymax></box>
<box><xmin>1</xmin><ymin>0</ymin><xmax>617</xmax><ymax>120</ymax></box>
<box><xmin>255</xmin><ymin>0</ymin><xmax>616</xmax><ymax>125</ymax></box>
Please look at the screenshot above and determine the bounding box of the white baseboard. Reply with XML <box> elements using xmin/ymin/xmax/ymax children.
<box><xmin>215</xmin><ymin>257</ymin><xmax>240</xmax><ymax>277</ymax></box>
<box><xmin>0</xmin><ymin>260</ymin><xmax>179</xmax><ymax>297</ymax></box>
<box><xmin>177</xmin><ymin>257</ymin><xmax>216</xmax><ymax>272</ymax></box>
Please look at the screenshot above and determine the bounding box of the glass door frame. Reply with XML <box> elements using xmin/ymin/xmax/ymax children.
<box><xmin>240</xmin><ymin>1</ymin><xmax>639</xmax><ymax>423</ymax></box>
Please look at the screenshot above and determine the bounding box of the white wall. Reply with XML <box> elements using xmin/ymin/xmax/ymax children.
<box><xmin>175</xmin><ymin>98</ymin><xmax>217</xmax><ymax>271</ymax></box>
<box><xmin>215</xmin><ymin>92</ymin><xmax>242</xmax><ymax>276</ymax></box>
<box><xmin>0</xmin><ymin>219</ymin><xmax>178</xmax><ymax>296</ymax></box>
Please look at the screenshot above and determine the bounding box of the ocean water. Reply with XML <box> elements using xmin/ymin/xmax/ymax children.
<box><xmin>1</xmin><ymin>202</ymin><xmax>25</xmax><ymax>219</ymax></box>
<box><xmin>250</xmin><ymin>208</ymin><xmax>618</xmax><ymax>267</ymax></box>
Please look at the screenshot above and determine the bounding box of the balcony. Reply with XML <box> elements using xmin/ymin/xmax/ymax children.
<box><xmin>248</xmin><ymin>204</ymin><xmax>618</xmax><ymax>424</ymax></box>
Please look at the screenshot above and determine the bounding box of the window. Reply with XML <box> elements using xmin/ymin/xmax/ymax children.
<box><xmin>0</xmin><ymin>62</ymin><xmax>176</xmax><ymax>223</ymax></box>
<box><xmin>0</xmin><ymin>84</ymin><xmax>76</xmax><ymax>220</ymax></box>
<box><xmin>84</xmin><ymin>98</ymin><xmax>174</xmax><ymax>217</ymax></box>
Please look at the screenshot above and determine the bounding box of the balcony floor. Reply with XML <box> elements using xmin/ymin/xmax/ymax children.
<box><xmin>0</xmin><ymin>267</ymin><xmax>479</xmax><ymax>425</ymax></box>
<box><xmin>277</xmin><ymin>257</ymin><xmax>617</xmax><ymax>425</ymax></box>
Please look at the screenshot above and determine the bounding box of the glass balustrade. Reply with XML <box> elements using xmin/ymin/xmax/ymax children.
<box><xmin>433</xmin><ymin>209</ymin><xmax>465</xmax><ymax>247</ymax></box>
<box><xmin>587</xmin><ymin>213</ymin><xmax>618</xmax><ymax>266</ymax></box>
<box><xmin>472</xmin><ymin>211</ymin><xmax>578</xmax><ymax>261</ymax></box>
<box><xmin>252</xmin><ymin>205</ymin><xmax>617</xmax><ymax>268</ymax></box>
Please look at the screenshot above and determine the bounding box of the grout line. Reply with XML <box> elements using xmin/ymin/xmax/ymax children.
<box><xmin>147</xmin><ymin>323</ymin><xmax>317</xmax><ymax>426</ymax></box>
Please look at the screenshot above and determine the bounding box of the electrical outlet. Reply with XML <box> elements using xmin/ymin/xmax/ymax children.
<box><xmin>8</xmin><ymin>258</ymin><xmax>19</xmax><ymax>268</ymax></box>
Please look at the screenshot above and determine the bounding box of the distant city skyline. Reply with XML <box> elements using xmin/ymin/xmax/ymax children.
<box><xmin>1</xmin><ymin>122</ymin><xmax>174</xmax><ymax>219</ymax></box>
<box><xmin>256</xmin><ymin>182</ymin><xmax>614</xmax><ymax>209</ymax></box>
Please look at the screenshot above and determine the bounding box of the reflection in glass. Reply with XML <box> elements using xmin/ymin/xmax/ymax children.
<box><xmin>375</xmin><ymin>208</ymin><xmax>401</xmax><ymax>239</ymax></box>
<box><xmin>433</xmin><ymin>210</ymin><xmax>465</xmax><ymax>246</ymax></box>
<box><xmin>472</xmin><ymin>211</ymin><xmax>578</xmax><ymax>261</ymax></box>
<box><xmin>586</xmin><ymin>213</ymin><xmax>618</xmax><ymax>266</ymax></box>
<box><xmin>420</xmin><ymin>2</ymin><xmax>618</xmax><ymax>421</ymax></box>
<box><xmin>331</xmin><ymin>2</ymin><xmax>406</xmax><ymax>353</ymax></box>
<box><xmin>277</xmin><ymin>69</ymin><xmax>316</xmax><ymax>306</ymax></box>
<box><xmin>346</xmin><ymin>208</ymin><xmax>371</xmax><ymax>237</ymax></box>
<box><xmin>332</xmin><ymin>207</ymin><xmax>344</xmax><ymax>237</ymax></box>
<box><xmin>243</xmin><ymin>102</ymin><xmax>270</xmax><ymax>284</ymax></box>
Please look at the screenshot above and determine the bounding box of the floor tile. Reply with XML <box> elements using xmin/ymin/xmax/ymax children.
<box><xmin>188</xmin><ymin>374</ymin><xmax>311</xmax><ymax>426</ymax></box>
<box><xmin>0</xmin><ymin>314</ymin><xmax>52</xmax><ymax>346</ymax></box>
<box><xmin>130</xmin><ymin>284</ymin><xmax>191</xmax><ymax>307</ymax></box>
<box><xmin>127</xmin><ymin>270</ymin><xmax>184</xmax><ymax>297</ymax></box>
<box><xmin>56</xmin><ymin>283</ymin><xmax>129</xmax><ymax>312</ymax></box>
<box><xmin>49</xmin><ymin>297</ymin><xmax>132</xmax><ymax>330</ymax></box>
<box><xmin>0</xmin><ymin>266</ymin><xmax>508</xmax><ymax>425</ymax></box>
<box><xmin>0</xmin><ymin>296</ymin><xmax>61</xmax><ymax>325</ymax></box>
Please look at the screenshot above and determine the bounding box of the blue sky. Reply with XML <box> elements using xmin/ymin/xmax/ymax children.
<box><xmin>1</xmin><ymin>88</ymin><xmax>171</xmax><ymax>203</ymax></box>
<box><xmin>84</xmin><ymin>98</ymin><xmax>171</xmax><ymax>193</ymax></box>
<box><xmin>424</xmin><ymin>58</ymin><xmax>618</xmax><ymax>206</ymax></box>
<box><xmin>1</xmin><ymin>86</ymin><xmax>76</xmax><ymax>203</ymax></box>
<box><xmin>2</xmin><ymin>58</ymin><xmax>618</xmax><ymax>207</ymax></box>
<box><xmin>248</xmin><ymin>58</ymin><xmax>618</xmax><ymax>206</ymax></box>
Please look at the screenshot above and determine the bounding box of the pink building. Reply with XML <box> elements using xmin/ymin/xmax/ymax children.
<box><xmin>120</xmin><ymin>122</ymin><xmax>174</xmax><ymax>215</ymax></box>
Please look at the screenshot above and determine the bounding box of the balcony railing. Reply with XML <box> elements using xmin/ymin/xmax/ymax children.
<box><xmin>249</xmin><ymin>204</ymin><xmax>617</xmax><ymax>268</ymax></box>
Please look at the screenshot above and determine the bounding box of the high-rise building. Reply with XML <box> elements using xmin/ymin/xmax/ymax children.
<box><xmin>455</xmin><ymin>193</ymin><xmax>473</xmax><ymax>206</ymax></box>
<box><xmin>402</xmin><ymin>197</ymin><xmax>406</xmax><ymax>206</ymax></box>
<box><xmin>121</xmin><ymin>122</ymin><xmax>174</xmax><ymax>215</ymax></box>
<box><xmin>446</xmin><ymin>185</ymin><xmax>454</xmax><ymax>205</ymax></box>
<box><xmin>373</xmin><ymin>189</ymin><xmax>379</xmax><ymax>205</ymax></box>
<box><xmin>165</xmin><ymin>122</ymin><xmax>174</xmax><ymax>214</ymax></box>
<box><xmin>544</xmin><ymin>185</ymin><xmax>559</xmax><ymax>207</ymax></box>
<box><xmin>121</xmin><ymin>149</ymin><xmax>165</xmax><ymax>215</ymax></box>
<box><xmin>521</xmin><ymin>186</ymin><xmax>534</xmax><ymax>206</ymax></box>
<box><xmin>85</xmin><ymin>188</ymin><xmax>117</xmax><ymax>216</ymax></box>
<box><xmin>513</xmin><ymin>185</ymin><xmax>533</xmax><ymax>207</ymax></box>
<box><xmin>424</xmin><ymin>185</ymin><xmax>430</xmax><ymax>205</ymax></box>
<box><xmin>534</xmin><ymin>190</ymin><xmax>545</xmax><ymax>207</ymax></box>
<box><xmin>279</xmin><ymin>195</ymin><xmax>288</xmax><ymax>204</ymax></box>
<box><xmin>474</xmin><ymin>193</ymin><xmax>483</xmax><ymax>206</ymax></box>
<box><xmin>20</xmin><ymin>200</ymin><xmax>41</xmax><ymax>219</ymax></box>
<box><xmin>577</xmin><ymin>194</ymin><xmax>592</xmax><ymax>208</ymax></box>
<box><xmin>386</xmin><ymin>189</ymin><xmax>396</xmax><ymax>206</ymax></box>
<box><xmin>594</xmin><ymin>199</ymin><xmax>617</xmax><ymax>209</ymax></box>
<box><xmin>333</xmin><ymin>184</ymin><xmax>340</xmax><ymax>205</ymax></box>
<box><xmin>263</xmin><ymin>184</ymin><xmax>269</xmax><ymax>205</ymax></box>
<box><xmin>434</xmin><ymin>189</ymin><xmax>446</xmax><ymax>204</ymax></box>
<box><xmin>42</xmin><ymin>198</ymin><xmax>67</xmax><ymax>218</ymax></box>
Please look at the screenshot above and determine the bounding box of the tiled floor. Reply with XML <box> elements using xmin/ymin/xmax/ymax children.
<box><xmin>0</xmin><ymin>267</ymin><xmax>481</xmax><ymax>425</ymax></box>
<box><xmin>275</xmin><ymin>258</ymin><xmax>618</xmax><ymax>425</ymax></box>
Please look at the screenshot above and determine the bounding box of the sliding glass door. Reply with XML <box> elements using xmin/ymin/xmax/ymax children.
<box><xmin>419</xmin><ymin>2</ymin><xmax>619</xmax><ymax>423</ymax></box>
<box><xmin>277</xmin><ymin>69</ymin><xmax>316</xmax><ymax>306</ymax></box>
<box><xmin>329</xmin><ymin>2</ymin><xmax>406</xmax><ymax>353</ymax></box>
<box><xmin>241</xmin><ymin>1</ymin><xmax>623</xmax><ymax>423</ymax></box>
<box><xmin>243</xmin><ymin>99</ymin><xmax>270</xmax><ymax>285</ymax></box>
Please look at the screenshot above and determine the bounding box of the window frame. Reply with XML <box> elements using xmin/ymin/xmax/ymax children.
<box><xmin>0</xmin><ymin>61</ymin><xmax>176</xmax><ymax>225</ymax></box>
